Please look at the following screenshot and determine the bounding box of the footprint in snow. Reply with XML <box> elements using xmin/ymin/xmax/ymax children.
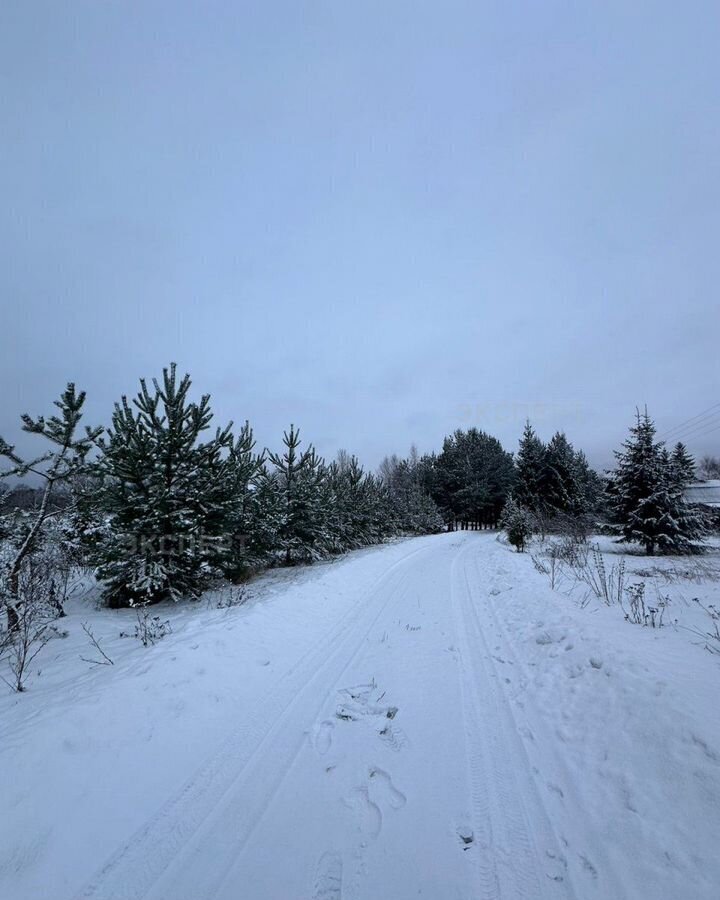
<box><xmin>378</xmin><ymin>722</ymin><xmax>409</xmax><ymax>752</ymax></box>
<box><xmin>344</xmin><ymin>786</ymin><xmax>382</xmax><ymax>839</ymax></box>
<box><xmin>312</xmin><ymin>720</ymin><xmax>334</xmax><ymax>756</ymax></box>
<box><xmin>312</xmin><ymin>851</ymin><xmax>343</xmax><ymax>900</ymax></box>
<box><xmin>368</xmin><ymin>767</ymin><xmax>407</xmax><ymax>810</ymax></box>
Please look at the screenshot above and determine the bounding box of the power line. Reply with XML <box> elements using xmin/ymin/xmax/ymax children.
<box><xmin>661</xmin><ymin>401</ymin><xmax>720</xmax><ymax>441</ymax></box>
<box><xmin>664</xmin><ymin>415</ymin><xmax>720</xmax><ymax>445</ymax></box>
<box><xmin>677</xmin><ymin>421</ymin><xmax>720</xmax><ymax>444</ymax></box>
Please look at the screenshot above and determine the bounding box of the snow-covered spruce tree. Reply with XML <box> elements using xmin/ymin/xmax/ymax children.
<box><xmin>91</xmin><ymin>365</ymin><xmax>243</xmax><ymax>606</ymax></box>
<box><xmin>266</xmin><ymin>425</ymin><xmax>331</xmax><ymax>565</ymax></box>
<box><xmin>545</xmin><ymin>432</ymin><xmax>585</xmax><ymax>515</ymax></box>
<box><xmin>664</xmin><ymin>444</ymin><xmax>708</xmax><ymax>550</ymax></box>
<box><xmin>0</xmin><ymin>384</ymin><xmax>100</xmax><ymax>630</ymax></box>
<box><xmin>670</xmin><ymin>442</ymin><xmax>696</xmax><ymax>487</ymax></box>
<box><xmin>500</xmin><ymin>498</ymin><xmax>533</xmax><ymax>552</ymax></box>
<box><xmin>607</xmin><ymin>410</ymin><xmax>706</xmax><ymax>555</ymax></box>
<box><xmin>513</xmin><ymin>421</ymin><xmax>549</xmax><ymax>515</ymax></box>
<box><xmin>574</xmin><ymin>449</ymin><xmax>603</xmax><ymax>515</ymax></box>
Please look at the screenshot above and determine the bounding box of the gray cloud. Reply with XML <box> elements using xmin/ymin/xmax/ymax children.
<box><xmin>2</xmin><ymin>2</ymin><xmax>719</xmax><ymax>473</ymax></box>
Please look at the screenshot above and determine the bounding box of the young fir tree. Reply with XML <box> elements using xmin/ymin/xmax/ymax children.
<box><xmin>670</xmin><ymin>442</ymin><xmax>696</xmax><ymax>488</ymax></box>
<box><xmin>267</xmin><ymin>425</ymin><xmax>330</xmax><ymax>565</ymax></box>
<box><xmin>574</xmin><ymin>449</ymin><xmax>603</xmax><ymax>514</ymax></box>
<box><xmin>608</xmin><ymin>410</ymin><xmax>706</xmax><ymax>555</ymax></box>
<box><xmin>91</xmin><ymin>365</ymin><xmax>240</xmax><ymax>606</ymax></box>
<box><xmin>545</xmin><ymin>432</ymin><xmax>588</xmax><ymax>516</ymax></box>
<box><xmin>0</xmin><ymin>384</ymin><xmax>100</xmax><ymax>630</ymax></box>
<box><xmin>501</xmin><ymin>498</ymin><xmax>533</xmax><ymax>552</ymax></box>
<box><xmin>665</xmin><ymin>443</ymin><xmax>707</xmax><ymax>551</ymax></box>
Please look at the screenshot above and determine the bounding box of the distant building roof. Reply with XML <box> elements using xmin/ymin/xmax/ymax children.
<box><xmin>685</xmin><ymin>480</ymin><xmax>720</xmax><ymax>508</ymax></box>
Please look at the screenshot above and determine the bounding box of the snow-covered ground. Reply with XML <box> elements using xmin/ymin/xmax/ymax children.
<box><xmin>1</xmin><ymin>531</ymin><xmax>719</xmax><ymax>900</ymax></box>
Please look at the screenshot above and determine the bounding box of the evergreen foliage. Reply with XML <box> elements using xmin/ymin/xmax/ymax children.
<box><xmin>607</xmin><ymin>410</ymin><xmax>706</xmax><ymax>555</ymax></box>
<box><xmin>430</xmin><ymin>429</ymin><xmax>515</xmax><ymax>528</ymax></box>
<box><xmin>500</xmin><ymin>498</ymin><xmax>533</xmax><ymax>552</ymax></box>
<box><xmin>377</xmin><ymin>451</ymin><xmax>444</xmax><ymax>534</ymax></box>
<box><xmin>0</xmin><ymin>366</ymin><xmax>611</xmax><ymax>609</ymax></box>
<box><xmin>90</xmin><ymin>365</ymin><xmax>243</xmax><ymax>606</ymax></box>
<box><xmin>266</xmin><ymin>425</ymin><xmax>330</xmax><ymax>565</ymax></box>
<box><xmin>513</xmin><ymin>422</ymin><xmax>548</xmax><ymax>513</ymax></box>
<box><xmin>512</xmin><ymin>423</ymin><xmax>601</xmax><ymax>530</ymax></box>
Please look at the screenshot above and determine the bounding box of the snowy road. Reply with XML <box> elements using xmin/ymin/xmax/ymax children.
<box><xmin>3</xmin><ymin>532</ymin><xmax>720</xmax><ymax>900</ymax></box>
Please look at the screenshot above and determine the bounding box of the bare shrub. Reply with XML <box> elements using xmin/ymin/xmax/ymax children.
<box><xmin>685</xmin><ymin>599</ymin><xmax>720</xmax><ymax>654</ymax></box>
<box><xmin>632</xmin><ymin>559</ymin><xmax>720</xmax><ymax>585</ymax></box>
<box><xmin>552</xmin><ymin>535</ymin><xmax>591</xmax><ymax>568</ymax></box>
<box><xmin>574</xmin><ymin>544</ymin><xmax>626</xmax><ymax>606</ymax></box>
<box><xmin>618</xmin><ymin>580</ymin><xmax>670</xmax><ymax>628</ymax></box>
<box><xmin>0</xmin><ymin>556</ymin><xmax>68</xmax><ymax>691</ymax></box>
<box><xmin>214</xmin><ymin>585</ymin><xmax>249</xmax><ymax>610</ymax></box>
<box><xmin>120</xmin><ymin>608</ymin><xmax>172</xmax><ymax>647</ymax></box>
<box><xmin>531</xmin><ymin>548</ymin><xmax>564</xmax><ymax>590</ymax></box>
<box><xmin>80</xmin><ymin>621</ymin><xmax>114</xmax><ymax>666</ymax></box>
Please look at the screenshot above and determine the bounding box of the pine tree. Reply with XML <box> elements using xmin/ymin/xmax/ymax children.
<box><xmin>245</xmin><ymin>466</ymin><xmax>285</xmax><ymax>566</ymax></box>
<box><xmin>378</xmin><ymin>451</ymin><xmax>444</xmax><ymax>534</ymax></box>
<box><xmin>608</xmin><ymin>410</ymin><xmax>706</xmax><ymax>555</ymax></box>
<box><xmin>211</xmin><ymin>422</ymin><xmax>264</xmax><ymax>580</ymax></box>
<box><xmin>325</xmin><ymin>452</ymin><xmax>388</xmax><ymax>551</ymax></box>
<box><xmin>267</xmin><ymin>425</ymin><xmax>330</xmax><ymax>565</ymax></box>
<box><xmin>433</xmin><ymin>429</ymin><xmax>514</xmax><ymax>528</ymax></box>
<box><xmin>91</xmin><ymin>365</ymin><xmax>240</xmax><ymax>606</ymax></box>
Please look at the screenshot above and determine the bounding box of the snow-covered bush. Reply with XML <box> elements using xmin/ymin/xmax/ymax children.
<box><xmin>501</xmin><ymin>499</ymin><xmax>534</xmax><ymax>552</ymax></box>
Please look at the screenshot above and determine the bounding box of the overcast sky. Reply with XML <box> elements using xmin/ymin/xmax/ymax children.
<box><xmin>2</xmin><ymin>1</ymin><xmax>719</xmax><ymax>473</ymax></box>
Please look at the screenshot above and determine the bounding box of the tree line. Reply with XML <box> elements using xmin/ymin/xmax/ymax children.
<box><xmin>0</xmin><ymin>366</ymin><xmax>713</xmax><ymax>631</ymax></box>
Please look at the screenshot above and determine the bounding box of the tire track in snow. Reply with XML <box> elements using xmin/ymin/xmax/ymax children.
<box><xmin>176</xmin><ymin>572</ymin><xmax>416</xmax><ymax>900</ymax></box>
<box><xmin>73</xmin><ymin>540</ymin><xmax>433</xmax><ymax>900</ymax></box>
<box><xmin>466</xmin><ymin>540</ymin><xmax>624</xmax><ymax>898</ymax></box>
<box><xmin>449</xmin><ymin>550</ymin><xmax>503</xmax><ymax>900</ymax></box>
<box><xmin>450</xmin><ymin>539</ymin><xmax>577</xmax><ymax>899</ymax></box>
